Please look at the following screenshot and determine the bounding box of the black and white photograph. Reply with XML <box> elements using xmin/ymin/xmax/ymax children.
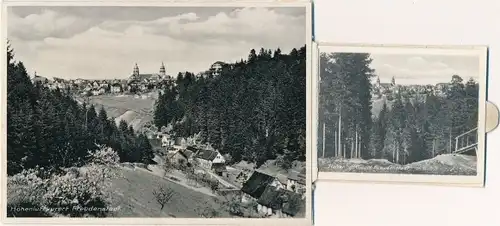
<box><xmin>315</xmin><ymin>45</ymin><xmax>487</xmax><ymax>184</ymax></box>
<box><xmin>3</xmin><ymin>3</ymin><xmax>311</xmax><ymax>223</ymax></box>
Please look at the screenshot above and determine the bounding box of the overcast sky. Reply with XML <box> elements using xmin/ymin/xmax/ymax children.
<box><xmin>7</xmin><ymin>6</ymin><xmax>306</xmax><ymax>80</ymax></box>
<box><xmin>370</xmin><ymin>53</ymin><xmax>480</xmax><ymax>85</ymax></box>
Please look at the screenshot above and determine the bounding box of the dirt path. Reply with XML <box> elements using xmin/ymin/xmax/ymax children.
<box><xmin>140</xmin><ymin>165</ymin><xmax>217</xmax><ymax>197</ymax></box>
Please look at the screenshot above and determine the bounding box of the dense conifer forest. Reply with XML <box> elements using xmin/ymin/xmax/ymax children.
<box><xmin>7</xmin><ymin>42</ymin><xmax>154</xmax><ymax>176</ymax></box>
<box><xmin>318</xmin><ymin>52</ymin><xmax>479</xmax><ymax>165</ymax></box>
<box><xmin>154</xmin><ymin>46</ymin><xmax>307</xmax><ymax>168</ymax></box>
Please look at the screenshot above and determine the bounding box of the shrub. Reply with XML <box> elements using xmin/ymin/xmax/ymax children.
<box><xmin>195</xmin><ymin>201</ymin><xmax>220</xmax><ymax>218</ymax></box>
<box><xmin>241</xmin><ymin>200</ymin><xmax>265</xmax><ymax>218</ymax></box>
<box><xmin>87</xmin><ymin>145</ymin><xmax>120</xmax><ymax>166</ymax></box>
<box><xmin>221</xmin><ymin>194</ymin><xmax>243</xmax><ymax>216</ymax></box>
<box><xmin>86</xmin><ymin>146</ymin><xmax>121</xmax><ymax>188</ymax></box>
<box><xmin>42</xmin><ymin>172</ymin><xmax>108</xmax><ymax>217</ymax></box>
<box><xmin>7</xmin><ymin>147</ymin><xmax>121</xmax><ymax>218</ymax></box>
<box><xmin>8</xmin><ymin>168</ymin><xmax>49</xmax><ymax>204</ymax></box>
<box><xmin>162</xmin><ymin>160</ymin><xmax>175</xmax><ymax>176</ymax></box>
<box><xmin>7</xmin><ymin>168</ymin><xmax>51</xmax><ymax>217</ymax></box>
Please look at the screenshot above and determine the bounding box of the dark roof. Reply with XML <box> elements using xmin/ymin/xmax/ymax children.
<box><xmin>287</xmin><ymin>171</ymin><xmax>306</xmax><ymax>185</ymax></box>
<box><xmin>179</xmin><ymin>149</ymin><xmax>194</xmax><ymax>159</ymax></box>
<box><xmin>240</xmin><ymin>171</ymin><xmax>276</xmax><ymax>199</ymax></box>
<box><xmin>257</xmin><ymin>186</ymin><xmax>283</xmax><ymax>210</ymax></box>
<box><xmin>211</xmin><ymin>61</ymin><xmax>226</xmax><ymax>67</ymax></box>
<box><xmin>281</xmin><ymin>190</ymin><xmax>303</xmax><ymax>216</ymax></box>
<box><xmin>186</xmin><ymin>146</ymin><xmax>200</xmax><ymax>152</ymax></box>
<box><xmin>256</xmin><ymin>187</ymin><xmax>303</xmax><ymax>216</ymax></box>
<box><xmin>195</xmin><ymin>149</ymin><xmax>219</xmax><ymax>161</ymax></box>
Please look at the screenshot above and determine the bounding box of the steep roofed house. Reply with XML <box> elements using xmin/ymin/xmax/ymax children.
<box><xmin>161</xmin><ymin>134</ymin><xmax>175</xmax><ymax>147</ymax></box>
<box><xmin>210</xmin><ymin>61</ymin><xmax>226</xmax><ymax>76</ymax></box>
<box><xmin>180</xmin><ymin>149</ymin><xmax>195</xmax><ymax>163</ymax></box>
<box><xmin>240</xmin><ymin>171</ymin><xmax>284</xmax><ymax>204</ymax></box>
<box><xmin>194</xmin><ymin>149</ymin><xmax>225</xmax><ymax>174</ymax></box>
<box><xmin>174</xmin><ymin>137</ymin><xmax>187</xmax><ymax>147</ymax></box>
<box><xmin>111</xmin><ymin>83</ymin><xmax>122</xmax><ymax>93</ymax></box>
<box><xmin>32</xmin><ymin>72</ymin><xmax>48</xmax><ymax>85</ymax></box>
<box><xmin>166</xmin><ymin>149</ymin><xmax>194</xmax><ymax>167</ymax></box>
<box><xmin>256</xmin><ymin>186</ymin><xmax>303</xmax><ymax>217</ymax></box>
<box><xmin>286</xmin><ymin>168</ymin><xmax>306</xmax><ymax>196</ymax></box>
<box><xmin>74</xmin><ymin>78</ymin><xmax>85</xmax><ymax>85</ymax></box>
<box><xmin>98</xmin><ymin>86</ymin><xmax>106</xmax><ymax>94</ymax></box>
<box><xmin>91</xmin><ymin>89</ymin><xmax>100</xmax><ymax>96</ymax></box>
<box><xmin>84</xmin><ymin>84</ymin><xmax>92</xmax><ymax>92</ymax></box>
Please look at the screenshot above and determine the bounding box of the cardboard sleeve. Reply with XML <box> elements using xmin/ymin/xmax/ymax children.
<box><xmin>485</xmin><ymin>101</ymin><xmax>499</xmax><ymax>133</ymax></box>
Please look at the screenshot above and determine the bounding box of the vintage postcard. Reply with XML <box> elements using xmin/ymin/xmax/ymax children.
<box><xmin>1</xmin><ymin>1</ymin><xmax>313</xmax><ymax>225</ymax></box>
<box><xmin>314</xmin><ymin>43</ymin><xmax>488</xmax><ymax>186</ymax></box>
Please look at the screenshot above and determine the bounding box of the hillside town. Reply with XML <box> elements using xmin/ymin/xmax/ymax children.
<box><xmin>372</xmin><ymin>75</ymin><xmax>453</xmax><ymax>100</ymax></box>
<box><xmin>30</xmin><ymin>61</ymin><xmax>227</xmax><ymax>97</ymax></box>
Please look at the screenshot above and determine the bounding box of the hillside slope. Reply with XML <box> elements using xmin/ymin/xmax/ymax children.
<box><xmin>106</xmin><ymin>166</ymin><xmax>231</xmax><ymax>218</ymax></box>
<box><xmin>77</xmin><ymin>94</ymin><xmax>157</xmax><ymax>132</ymax></box>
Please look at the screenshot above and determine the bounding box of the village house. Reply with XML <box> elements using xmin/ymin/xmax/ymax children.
<box><xmin>99</xmin><ymin>86</ymin><xmax>107</xmax><ymax>94</ymax></box>
<box><xmin>166</xmin><ymin>149</ymin><xmax>194</xmax><ymax>167</ymax></box>
<box><xmin>47</xmin><ymin>81</ymin><xmax>57</xmax><ymax>90</ymax></box>
<box><xmin>240</xmin><ymin>171</ymin><xmax>301</xmax><ymax>217</ymax></box>
<box><xmin>111</xmin><ymin>83</ymin><xmax>122</xmax><ymax>93</ymax></box>
<box><xmin>286</xmin><ymin>169</ymin><xmax>306</xmax><ymax>195</ymax></box>
<box><xmin>74</xmin><ymin>78</ymin><xmax>85</xmax><ymax>85</ymax></box>
<box><xmin>84</xmin><ymin>84</ymin><xmax>92</xmax><ymax>92</ymax></box>
<box><xmin>237</xmin><ymin>172</ymin><xmax>248</xmax><ymax>183</ymax></box>
<box><xmin>240</xmin><ymin>171</ymin><xmax>284</xmax><ymax>204</ymax></box>
<box><xmin>210</xmin><ymin>61</ymin><xmax>225</xmax><ymax>76</ymax></box>
<box><xmin>161</xmin><ymin>134</ymin><xmax>175</xmax><ymax>147</ymax></box>
<box><xmin>99</xmin><ymin>82</ymin><xmax>109</xmax><ymax>92</ymax></box>
<box><xmin>229</xmin><ymin>168</ymin><xmax>250</xmax><ymax>184</ymax></box>
<box><xmin>256</xmin><ymin>186</ymin><xmax>303</xmax><ymax>217</ymax></box>
<box><xmin>194</xmin><ymin>148</ymin><xmax>226</xmax><ymax>174</ymax></box>
<box><xmin>434</xmin><ymin>83</ymin><xmax>449</xmax><ymax>96</ymax></box>
<box><xmin>32</xmin><ymin>73</ymin><xmax>48</xmax><ymax>85</ymax></box>
<box><xmin>91</xmin><ymin>89</ymin><xmax>101</xmax><ymax>96</ymax></box>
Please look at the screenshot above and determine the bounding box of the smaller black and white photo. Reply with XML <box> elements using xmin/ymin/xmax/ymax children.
<box><xmin>314</xmin><ymin>44</ymin><xmax>487</xmax><ymax>185</ymax></box>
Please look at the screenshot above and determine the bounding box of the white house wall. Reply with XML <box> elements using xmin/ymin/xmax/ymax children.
<box><xmin>212</xmin><ymin>153</ymin><xmax>226</xmax><ymax>164</ymax></box>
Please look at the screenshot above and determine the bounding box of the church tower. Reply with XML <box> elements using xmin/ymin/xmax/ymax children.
<box><xmin>159</xmin><ymin>62</ymin><xmax>166</xmax><ymax>77</ymax></box>
<box><xmin>132</xmin><ymin>63</ymin><xmax>140</xmax><ymax>78</ymax></box>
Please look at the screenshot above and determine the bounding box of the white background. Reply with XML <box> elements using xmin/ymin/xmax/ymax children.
<box><xmin>313</xmin><ymin>0</ymin><xmax>500</xmax><ymax>226</ymax></box>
